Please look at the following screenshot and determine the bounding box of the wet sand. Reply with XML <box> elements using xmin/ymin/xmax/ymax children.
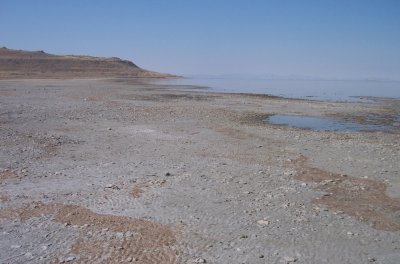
<box><xmin>0</xmin><ymin>79</ymin><xmax>399</xmax><ymax>263</ymax></box>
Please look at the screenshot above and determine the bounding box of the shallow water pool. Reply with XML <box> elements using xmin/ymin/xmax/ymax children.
<box><xmin>266</xmin><ymin>115</ymin><xmax>391</xmax><ymax>132</ymax></box>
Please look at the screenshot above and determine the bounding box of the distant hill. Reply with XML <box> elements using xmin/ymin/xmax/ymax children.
<box><xmin>0</xmin><ymin>47</ymin><xmax>177</xmax><ymax>79</ymax></box>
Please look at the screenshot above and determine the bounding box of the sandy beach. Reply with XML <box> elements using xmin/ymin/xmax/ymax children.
<box><xmin>0</xmin><ymin>78</ymin><xmax>399</xmax><ymax>263</ymax></box>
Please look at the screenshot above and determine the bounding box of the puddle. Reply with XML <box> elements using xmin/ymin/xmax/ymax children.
<box><xmin>266</xmin><ymin>115</ymin><xmax>392</xmax><ymax>132</ymax></box>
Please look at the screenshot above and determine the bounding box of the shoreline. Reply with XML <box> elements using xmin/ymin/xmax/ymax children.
<box><xmin>2</xmin><ymin>77</ymin><xmax>400</xmax><ymax>104</ymax></box>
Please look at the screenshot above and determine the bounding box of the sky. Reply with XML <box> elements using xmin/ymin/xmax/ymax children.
<box><xmin>0</xmin><ymin>0</ymin><xmax>399</xmax><ymax>79</ymax></box>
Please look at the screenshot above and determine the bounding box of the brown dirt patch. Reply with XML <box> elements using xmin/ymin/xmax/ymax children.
<box><xmin>0</xmin><ymin>192</ymin><xmax>9</xmax><ymax>202</ymax></box>
<box><xmin>131</xmin><ymin>185</ymin><xmax>145</xmax><ymax>198</ymax></box>
<box><xmin>0</xmin><ymin>202</ymin><xmax>181</xmax><ymax>263</ymax></box>
<box><xmin>130</xmin><ymin>179</ymin><xmax>166</xmax><ymax>198</ymax></box>
<box><xmin>235</xmin><ymin>112</ymin><xmax>268</xmax><ymax>126</ymax></box>
<box><xmin>0</xmin><ymin>169</ymin><xmax>17</xmax><ymax>183</ymax></box>
<box><xmin>293</xmin><ymin>156</ymin><xmax>400</xmax><ymax>231</ymax></box>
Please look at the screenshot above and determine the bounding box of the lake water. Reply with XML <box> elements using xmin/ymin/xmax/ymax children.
<box><xmin>153</xmin><ymin>76</ymin><xmax>400</xmax><ymax>102</ymax></box>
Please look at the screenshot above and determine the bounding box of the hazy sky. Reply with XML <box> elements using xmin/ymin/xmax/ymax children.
<box><xmin>1</xmin><ymin>0</ymin><xmax>399</xmax><ymax>79</ymax></box>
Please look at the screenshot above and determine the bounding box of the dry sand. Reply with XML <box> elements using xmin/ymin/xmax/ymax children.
<box><xmin>0</xmin><ymin>79</ymin><xmax>399</xmax><ymax>263</ymax></box>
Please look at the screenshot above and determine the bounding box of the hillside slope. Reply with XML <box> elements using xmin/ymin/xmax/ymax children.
<box><xmin>0</xmin><ymin>48</ymin><xmax>176</xmax><ymax>79</ymax></box>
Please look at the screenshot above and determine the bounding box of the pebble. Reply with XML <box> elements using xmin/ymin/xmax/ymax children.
<box><xmin>104</xmin><ymin>184</ymin><xmax>120</xmax><ymax>190</ymax></box>
<box><xmin>194</xmin><ymin>257</ymin><xmax>206</xmax><ymax>263</ymax></box>
<box><xmin>257</xmin><ymin>220</ymin><xmax>270</xmax><ymax>226</ymax></box>
<box><xmin>65</xmin><ymin>256</ymin><xmax>76</xmax><ymax>262</ymax></box>
<box><xmin>283</xmin><ymin>256</ymin><xmax>297</xmax><ymax>263</ymax></box>
<box><xmin>11</xmin><ymin>245</ymin><xmax>21</xmax><ymax>249</ymax></box>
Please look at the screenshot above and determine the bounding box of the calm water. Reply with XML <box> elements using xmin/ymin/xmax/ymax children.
<box><xmin>266</xmin><ymin>115</ymin><xmax>392</xmax><ymax>132</ymax></box>
<box><xmin>153</xmin><ymin>76</ymin><xmax>400</xmax><ymax>102</ymax></box>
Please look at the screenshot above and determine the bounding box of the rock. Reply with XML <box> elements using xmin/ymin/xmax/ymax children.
<box><xmin>11</xmin><ymin>245</ymin><xmax>21</xmax><ymax>249</ymax></box>
<box><xmin>259</xmin><ymin>254</ymin><xmax>264</xmax><ymax>258</ymax></box>
<box><xmin>104</xmin><ymin>184</ymin><xmax>120</xmax><ymax>190</ymax></box>
<box><xmin>194</xmin><ymin>257</ymin><xmax>206</xmax><ymax>263</ymax></box>
<box><xmin>368</xmin><ymin>257</ymin><xmax>376</xmax><ymax>262</ymax></box>
<box><xmin>283</xmin><ymin>256</ymin><xmax>297</xmax><ymax>263</ymax></box>
<box><xmin>257</xmin><ymin>220</ymin><xmax>270</xmax><ymax>226</ymax></box>
<box><xmin>165</xmin><ymin>172</ymin><xmax>172</xmax><ymax>176</ymax></box>
<box><xmin>125</xmin><ymin>231</ymin><xmax>133</xmax><ymax>237</ymax></box>
<box><xmin>65</xmin><ymin>256</ymin><xmax>76</xmax><ymax>262</ymax></box>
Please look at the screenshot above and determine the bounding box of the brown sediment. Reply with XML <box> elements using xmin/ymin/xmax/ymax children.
<box><xmin>0</xmin><ymin>202</ymin><xmax>181</xmax><ymax>263</ymax></box>
<box><xmin>130</xmin><ymin>179</ymin><xmax>166</xmax><ymax>198</ymax></box>
<box><xmin>237</xmin><ymin>112</ymin><xmax>269</xmax><ymax>126</ymax></box>
<box><xmin>131</xmin><ymin>184</ymin><xmax>146</xmax><ymax>198</ymax></box>
<box><xmin>0</xmin><ymin>169</ymin><xmax>17</xmax><ymax>183</ymax></box>
<box><xmin>0</xmin><ymin>192</ymin><xmax>9</xmax><ymax>202</ymax></box>
<box><xmin>293</xmin><ymin>156</ymin><xmax>400</xmax><ymax>231</ymax></box>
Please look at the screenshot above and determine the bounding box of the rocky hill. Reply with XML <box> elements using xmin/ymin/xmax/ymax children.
<box><xmin>0</xmin><ymin>48</ymin><xmax>176</xmax><ymax>79</ymax></box>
